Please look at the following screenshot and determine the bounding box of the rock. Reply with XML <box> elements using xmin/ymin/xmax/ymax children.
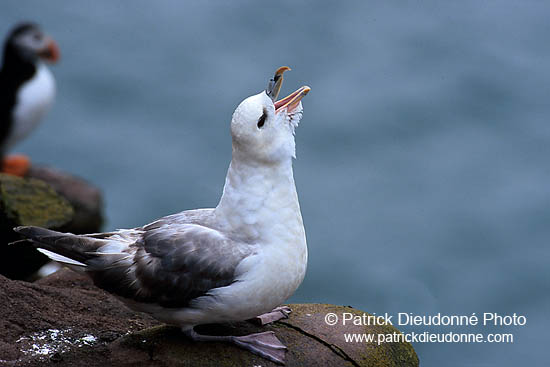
<box><xmin>0</xmin><ymin>269</ymin><xmax>418</xmax><ymax>366</ymax></box>
<box><xmin>26</xmin><ymin>165</ymin><xmax>104</xmax><ymax>234</ymax></box>
<box><xmin>0</xmin><ymin>173</ymin><xmax>73</xmax><ymax>231</ymax></box>
<box><xmin>0</xmin><ymin>166</ymin><xmax>105</xmax><ymax>280</ymax></box>
<box><xmin>0</xmin><ymin>173</ymin><xmax>73</xmax><ymax>279</ymax></box>
<box><xmin>111</xmin><ymin>304</ymin><xmax>419</xmax><ymax>367</ymax></box>
<box><xmin>0</xmin><ymin>269</ymin><xmax>159</xmax><ymax>367</ymax></box>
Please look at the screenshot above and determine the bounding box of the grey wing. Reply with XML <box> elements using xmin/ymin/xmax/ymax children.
<box><xmin>88</xmin><ymin>223</ymin><xmax>254</xmax><ymax>308</ymax></box>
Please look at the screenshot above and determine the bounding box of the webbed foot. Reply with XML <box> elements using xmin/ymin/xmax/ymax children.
<box><xmin>232</xmin><ymin>331</ymin><xmax>287</xmax><ymax>364</ymax></box>
<box><xmin>2</xmin><ymin>154</ymin><xmax>30</xmax><ymax>177</ymax></box>
<box><xmin>184</xmin><ymin>328</ymin><xmax>287</xmax><ymax>365</ymax></box>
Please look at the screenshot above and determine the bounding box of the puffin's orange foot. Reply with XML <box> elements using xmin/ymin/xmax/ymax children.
<box><xmin>2</xmin><ymin>154</ymin><xmax>31</xmax><ymax>177</ymax></box>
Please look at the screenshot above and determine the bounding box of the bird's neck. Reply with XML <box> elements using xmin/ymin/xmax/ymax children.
<box><xmin>215</xmin><ymin>156</ymin><xmax>304</xmax><ymax>242</ymax></box>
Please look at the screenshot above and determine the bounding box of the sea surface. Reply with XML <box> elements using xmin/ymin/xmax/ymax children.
<box><xmin>2</xmin><ymin>1</ymin><xmax>549</xmax><ymax>365</ymax></box>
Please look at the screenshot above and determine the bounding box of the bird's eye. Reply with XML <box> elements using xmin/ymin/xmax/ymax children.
<box><xmin>257</xmin><ymin>110</ymin><xmax>267</xmax><ymax>129</ymax></box>
<box><xmin>32</xmin><ymin>33</ymin><xmax>42</xmax><ymax>41</ymax></box>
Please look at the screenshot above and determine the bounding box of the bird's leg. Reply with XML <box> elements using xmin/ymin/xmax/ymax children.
<box><xmin>2</xmin><ymin>154</ymin><xmax>30</xmax><ymax>177</ymax></box>
<box><xmin>183</xmin><ymin>328</ymin><xmax>287</xmax><ymax>365</ymax></box>
<box><xmin>251</xmin><ymin>306</ymin><xmax>292</xmax><ymax>325</ymax></box>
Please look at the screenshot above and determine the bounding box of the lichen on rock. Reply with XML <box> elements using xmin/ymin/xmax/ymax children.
<box><xmin>0</xmin><ymin>173</ymin><xmax>73</xmax><ymax>231</ymax></box>
<box><xmin>0</xmin><ymin>167</ymin><xmax>104</xmax><ymax>280</ymax></box>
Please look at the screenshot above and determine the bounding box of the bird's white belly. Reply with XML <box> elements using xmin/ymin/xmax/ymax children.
<box><xmin>214</xmin><ymin>241</ymin><xmax>307</xmax><ymax>316</ymax></box>
<box><xmin>148</xmin><ymin>237</ymin><xmax>307</xmax><ymax>329</ymax></box>
<box><xmin>7</xmin><ymin>64</ymin><xmax>55</xmax><ymax>150</ymax></box>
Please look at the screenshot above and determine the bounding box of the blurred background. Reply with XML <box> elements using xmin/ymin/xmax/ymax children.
<box><xmin>2</xmin><ymin>0</ymin><xmax>549</xmax><ymax>365</ymax></box>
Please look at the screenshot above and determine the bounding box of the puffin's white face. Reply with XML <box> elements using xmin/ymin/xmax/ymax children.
<box><xmin>230</xmin><ymin>68</ymin><xmax>310</xmax><ymax>164</ymax></box>
<box><xmin>8</xmin><ymin>23</ymin><xmax>60</xmax><ymax>63</ymax></box>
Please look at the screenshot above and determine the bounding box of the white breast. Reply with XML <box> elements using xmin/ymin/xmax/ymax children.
<box><xmin>6</xmin><ymin>64</ymin><xmax>55</xmax><ymax>151</ymax></box>
<box><xmin>183</xmin><ymin>163</ymin><xmax>307</xmax><ymax>324</ymax></box>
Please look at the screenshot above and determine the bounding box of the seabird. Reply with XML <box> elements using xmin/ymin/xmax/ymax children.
<box><xmin>0</xmin><ymin>22</ymin><xmax>59</xmax><ymax>176</ymax></box>
<box><xmin>15</xmin><ymin>66</ymin><xmax>310</xmax><ymax>364</ymax></box>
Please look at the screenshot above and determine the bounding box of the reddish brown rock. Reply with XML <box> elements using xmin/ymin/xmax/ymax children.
<box><xmin>0</xmin><ymin>269</ymin><xmax>418</xmax><ymax>366</ymax></box>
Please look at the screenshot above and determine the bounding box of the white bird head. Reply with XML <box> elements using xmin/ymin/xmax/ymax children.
<box><xmin>230</xmin><ymin>67</ymin><xmax>310</xmax><ymax>164</ymax></box>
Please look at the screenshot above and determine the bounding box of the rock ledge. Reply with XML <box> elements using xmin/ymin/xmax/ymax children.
<box><xmin>0</xmin><ymin>269</ymin><xmax>418</xmax><ymax>366</ymax></box>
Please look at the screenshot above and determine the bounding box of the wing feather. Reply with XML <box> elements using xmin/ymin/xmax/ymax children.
<box><xmin>90</xmin><ymin>223</ymin><xmax>254</xmax><ymax>308</ymax></box>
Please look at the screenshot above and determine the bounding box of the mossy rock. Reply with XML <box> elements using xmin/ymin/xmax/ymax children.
<box><xmin>26</xmin><ymin>165</ymin><xmax>104</xmax><ymax>234</ymax></box>
<box><xmin>0</xmin><ymin>173</ymin><xmax>73</xmax><ymax>230</ymax></box>
<box><xmin>109</xmin><ymin>303</ymin><xmax>419</xmax><ymax>366</ymax></box>
<box><xmin>0</xmin><ymin>173</ymin><xmax>74</xmax><ymax>279</ymax></box>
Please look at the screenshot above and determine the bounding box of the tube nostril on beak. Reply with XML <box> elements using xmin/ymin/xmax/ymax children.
<box><xmin>266</xmin><ymin>66</ymin><xmax>291</xmax><ymax>101</ymax></box>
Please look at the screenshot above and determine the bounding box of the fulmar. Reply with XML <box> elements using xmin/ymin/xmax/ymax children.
<box><xmin>15</xmin><ymin>66</ymin><xmax>310</xmax><ymax>364</ymax></box>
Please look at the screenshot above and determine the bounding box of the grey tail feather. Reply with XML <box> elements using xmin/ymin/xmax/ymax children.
<box><xmin>13</xmin><ymin>226</ymin><xmax>105</xmax><ymax>264</ymax></box>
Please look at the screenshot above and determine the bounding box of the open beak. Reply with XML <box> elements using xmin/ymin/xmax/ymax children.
<box><xmin>275</xmin><ymin>86</ymin><xmax>311</xmax><ymax>114</ymax></box>
<box><xmin>267</xmin><ymin>66</ymin><xmax>311</xmax><ymax>114</ymax></box>
<box><xmin>266</xmin><ymin>66</ymin><xmax>291</xmax><ymax>101</ymax></box>
<box><xmin>38</xmin><ymin>36</ymin><xmax>60</xmax><ymax>63</ymax></box>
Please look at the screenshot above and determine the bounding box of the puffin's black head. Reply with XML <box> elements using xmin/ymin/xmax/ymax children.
<box><xmin>4</xmin><ymin>22</ymin><xmax>60</xmax><ymax>65</ymax></box>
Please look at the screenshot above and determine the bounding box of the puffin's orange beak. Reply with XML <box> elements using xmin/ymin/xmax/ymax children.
<box><xmin>39</xmin><ymin>37</ymin><xmax>60</xmax><ymax>63</ymax></box>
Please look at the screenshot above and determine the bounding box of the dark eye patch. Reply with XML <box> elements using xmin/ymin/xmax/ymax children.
<box><xmin>257</xmin><ymin>109</ymin><xmax>267</xmax><ymax>128</ymax></box>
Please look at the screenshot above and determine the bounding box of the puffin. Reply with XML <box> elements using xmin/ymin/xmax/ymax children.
<box><xmin>0</xmin><ymin>22</ymin><xmax>59</xmax><ymax>176</ymax></box>
<box><xmin>15</xmin><ymin>66</ymin><xmax>310</xmax><ymax>364</ymax></box>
